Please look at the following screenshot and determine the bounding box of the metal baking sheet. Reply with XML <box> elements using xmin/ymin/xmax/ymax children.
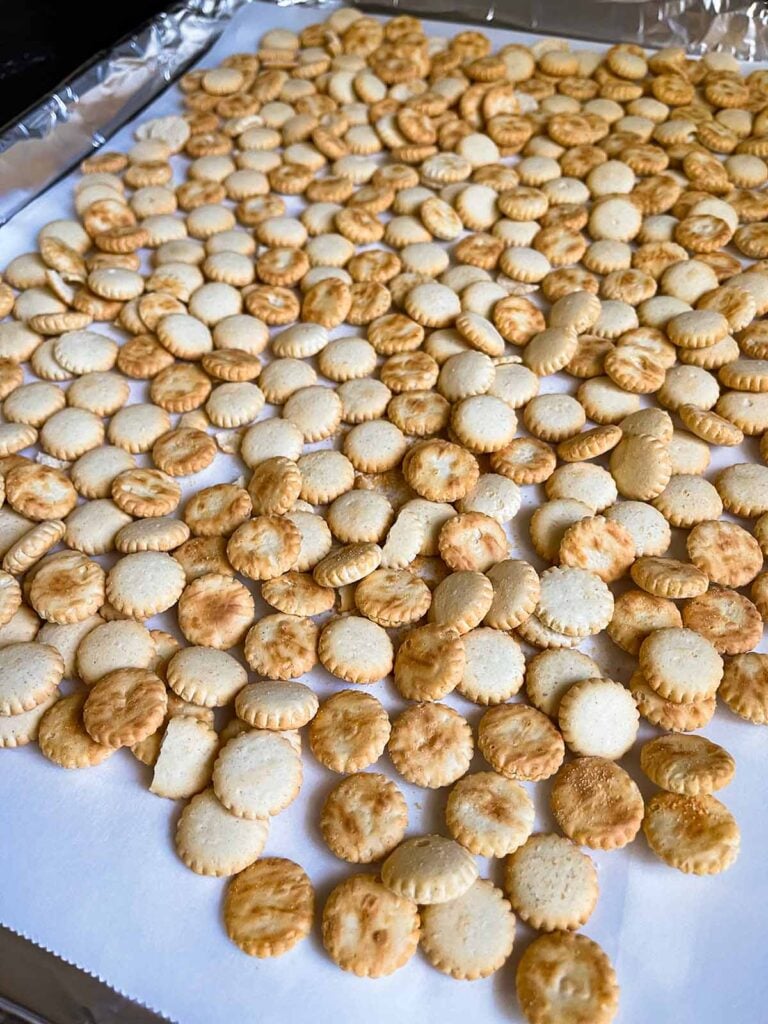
<box><xmin>0</xmin><ymin>926</ymin><xmax>167</xmax><ymax>1024</ymax></box>
<box><xmin>1</xmin><ymin>3</ymin><xmax>767</xmax><ymax>1024</ymax></box>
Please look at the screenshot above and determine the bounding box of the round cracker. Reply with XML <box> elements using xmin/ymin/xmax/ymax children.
<box><xmin>505</xmin><ymin>833</ymin><xmax>598</xmax><ymax>932</ymax></box>
<box><xmin>643</xmin><ymin>792</ymin><xmax>740</xmax><ymax>875</ymax></box>
<box><xmin>551</xmin><ymin>756</ymin><xmax>644</xmax><ymax>850</ymax></box>
<box><xmin>213</xmin><ymin>730</ymin><xmax>302</xmax><ymax>819</ymax></box>
<box><xmin>320</xmin><ymin>772</ymin><xmax>408</xmax><ymax>863</ymax></box>
<box><xmin>419</xmin><ymin>879</ymin><xmax>515</xmax><ymax>980</ymax></box>
<box><xmin>446</xmin><ymin>771</ymin><xmax>534</xmax><ymax>857</ymax></box>
<box><xmin>381</xmin><ymin>834</ymin><xmax>478</xmax><ymax>904</ymax></box>
<box><xmin>175</xmin><ymin>788</ymin><xmax>269</xmax><ymax>876</ymax></box>
<box><xmin>224</xmin><ymin>858</ymin><xmax>313</xmax><ymax>957</ymax></box>
<box><xmin>322</xmin><ymin>874</ymin><xmax>419</xmax><ymax>977</ymax></box>
<box><xmin>516</xmin><ymin>931</ymin><xmax>619</xmax><ymax>1024</ymax></box>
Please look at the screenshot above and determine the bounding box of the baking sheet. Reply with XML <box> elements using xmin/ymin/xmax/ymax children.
<box><xmin>0</xmin><ymin>1</ymin><xmax>244</xmax><ymax>227</ymax></box>
<box><xmin>3</xmin><ymin>0</ymin><xmax>768</xmax><ymax>228</ymax></box>
<box><xmin>0</xmin><ymin>925</ymin><xmax>168</xmax><ymax>1024</ymax></box>
<box><xmin>1</xmin><ymin>4</ymin><xmax>767</xmax><ymax>1023</ymax></box>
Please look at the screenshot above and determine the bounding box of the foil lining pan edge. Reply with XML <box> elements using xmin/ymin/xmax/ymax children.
<box><xmin>0</xmin><ymin>0</ymin><xmax>767</xmax><ymax>225</ymax></box>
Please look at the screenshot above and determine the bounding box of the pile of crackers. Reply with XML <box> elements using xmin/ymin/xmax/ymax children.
<box><xmin>1</xmin><ymin>7</ymin><xmax>768</xmax><ymax>1020</ymax></box>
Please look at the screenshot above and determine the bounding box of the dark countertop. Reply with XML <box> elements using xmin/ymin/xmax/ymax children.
<box><xmin>0</xmin><ymin>0</ymin><xmax>172</xmax><ymax>128</ymax></box>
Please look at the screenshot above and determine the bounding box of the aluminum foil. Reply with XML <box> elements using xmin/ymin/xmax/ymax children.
<box><xmin>0</xmin><ymin>0</ymin><xmax>249</xmax><ymax>225</ymax></box>
<box><xmin>375</xmin><ymin>0</ymin><xmax>768</xmax><ymax>57</ymax></box>
<box><xmin>1</xmin><ymin>0</ymin><xmax>767</xmax><ymax>225</ymax></box>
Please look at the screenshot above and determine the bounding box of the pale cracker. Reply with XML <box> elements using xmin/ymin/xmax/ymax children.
<box><xmin>505</xmin><ymin>833</ymin><xmax>598</xmax><ymax>931</ymax></box>
<box><xmin>150</xmin><ymin>715</ymin><xmax>219</xmax><ymax>799</ymax></box>
<box><xmin>381</xmin><ymin>835</ymin><xmax>478</xmax><ymax>904</ymax></box>
<box><xmin>213</xmin><ymin>730</ymin><xmax>302</xmax><ymax>819</ymax></box>
<box><xmin>175</xmin><ymin>787</ymin><xmax>269</xmax><ymax>876</ymax></box>
<box><xmin>419</xmin><ymin>879</ymin><xmax>516</xmax><ymax>980</ymax></box>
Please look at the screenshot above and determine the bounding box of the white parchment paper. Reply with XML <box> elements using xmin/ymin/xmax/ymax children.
<box><xmin>1</xmin><ymin>5</ymin><xmax>767</xmax><ymax>1022</ymax></box>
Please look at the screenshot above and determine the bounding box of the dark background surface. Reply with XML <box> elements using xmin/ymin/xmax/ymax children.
<box><xmin>0</xmin><ymin>0</ymin><xmax>171</xmax><ymax>128</ymax></box>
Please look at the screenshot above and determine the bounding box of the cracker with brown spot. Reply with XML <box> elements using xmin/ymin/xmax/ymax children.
<box><xmin>184</xmin><ymin>483</ymin><xmax>252</xmax><ymax>538</ymax></box>
<box><xmin>2</xmin><ymin>520</ymin><xmax>66</xmax><ymax>576</ymax></box>
<box><xmin>558</xmin><ymin>514</ymin><xmax>635</xmax><ymax>582</ymax></box>
<box><xmin>322</xmin><ymin>874</ymin><xmax>419</xmax><ymax>977</ymax></box>
<box><xmin>393</xmin><ymin>623</ymin><xmax>465</xmax><ymax>701</ymax></box>
<box><xmin>83</xmin><ymin>667</ymin><xmax>167</xmax><ymax>747</ymax></box>
<box><xmin>178</xmin><ymin>573</ymin><xmax>254</xmax><ymax>648</ymax></box>
<box><xmin>152</xmin><ymin>427</ymin><xmax>217</xmax><ymax>477</ymax></box>
<box><xmin>630</xmin><ymin>556</ymin><xmax>709</xmax><ymax>598</ymax></box>
<box><xmin>686</xmin><ymin>520</ymin><xmax>763</xmax><ymax>587</ymax></box>
<box><xmin>244</xmin><ymin>613</ymin><xmax>317</xmax><ymax>679</ymax></box>
<box><xmin>30</xmin><ymin>551</ymin><xmax>106</xmax><ymax>624</ymax></box>
<box><xmin>309</xmin><ymin>690</ymin><xmax>390</xmax><ymax>773</ymax></box>
<box><xmin>551</xmin><ymin>756</ymin><xmax>644</xmax><ymax>850</ymax></box>
<box><xmin>388</xmin><ymin>702</ymin><xmax>473</xmax><ymax>788</ymax></box>
<box><xmin>607</xmin><ymin>589</ymin><xmax>682</xmax><ymax>656</ymax></box>
<box><xmin>640</xmin><ymin>735</ymin><xmax>735</xmax><ymax>796</ymax></box>
<box><xmin>0</xmin><ymin>570</ymin><xmax>21</xmax><ymax>627</ymax></box>
<box><xmin>719</xmin><ymin>652</ymin><xmax>768</xmax><ymax>724</ymax></box>
<box><xmin>485</xmin><ymin>559</ymin><xmax>540</xmax><ymax>631</ymax></box>
<box><xmin>314</xmin><ymin>542</ymin><xmax>383</xmax><ymax>588</ymax></box>
<box><xmin>429</xmin><ymin>570</ymin><xmax>494</xmax><ymax>634</ymax></box>
<box><xmin>643</xmin><ymin>792</ymin><xmax>740</xmax><ymax>875</ymax></box>
<box><xmin>227</xmin><ymin>515</ymin><xmax>301</xmax><ymax>580</ymax></box>
<box><xmin>403</xmin><ymin>438</ymin><xmax>479</xmax><ymax>502</ymax></box>
<box><xmin>557</xmin><ymin>424</ymin><xmax>622</xmax><ymax>463</ymax></box>
<box><xmin>5</xmin><ymin>463</ymin><xmax>77</xmax><ymax>521</ymax></box>
<box><xmin>490</xmin><ymin>437</ymin><xmax>556</xmax><ymax>485</ymax></box>
<box><xmin>682</xmin><ymin>587</ymin><xmax>762</xmax><ymax>655</ymax></box>
<box><xmin>516</xmin><ymin>932</ymin><xmax>619</xmax><ymax>1024</ymax></box>
<box><xmin>631</xmin><ymin>669</ymin><xmax>716</xmax><ymax>733</ymax></box>
<box><xmin>38</xmin><ymin>691</ymin><xmax>114</xmax><ymax>768</ymax></box>
<box><xmin>479</xmin><ymin>704</ymin><xmax>564</xmax><ymax>782</ymax></box>
<box><xmin>446</xmin><ymin>771</ymin><xmax>534</xmax><ymax>857</ymax></box>
<box><xmin>438</xmin><ymin>511</ymin><xmax>508</xmax><ymax>573</ymax></box>
<box><xmin>355</xmin><ymin>567</ymin><xmax>431</xmax><ymax>627</ymax></box>
<box><xmin>173</xmin><ymin>536</ymin><xmax>233</xmax><ymax>581</ymax></box>
<box><xmin>111</xmin><ymin>467</ymin><xmax>181</xmax><ymax>518</ymax></box>
<box><xmin>260</xmin><ymin>571</ymin><xmax>336</xmax><ymax>616</ymax></box>
<box><xmin>225</xmin><ymin>858</ymin><xmax>314</xmax><ymax>957</ymax></box>
<box><xmin>320</xmin><ymin>772</ymin><xmax>408</xmax><ymax>863</ymax></box>
<box><xmin>248</xmin><ymin>456</ymin><xmax>302</xmax><ymax>515</ymax></box>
